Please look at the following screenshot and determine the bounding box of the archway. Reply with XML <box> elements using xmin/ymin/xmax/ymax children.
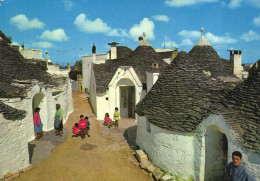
<box><xmin>117</xmin><ymin>78</ymin><xmax>136</xmax><ymax>118</ymax></box>
<box><xmin>32</xmin><ymin>93</ymin><xmax>48</xmax><ymax>130</ymax></box>
<box><xmin>204</xmin><ymin>125</ymin><xmax>228</xmax><ymax>181</ymax></box>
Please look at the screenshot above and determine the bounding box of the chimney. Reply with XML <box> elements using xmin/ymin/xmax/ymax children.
<box><xmin>92</xmin><ymin>43</ymin><xmax>96</xmax><ymax>62</ymax></box>
<box><xmin>108</xmin><ymin>41</ymin><xmax>119</xmax><ymax>59</ymax></box>
<box><xmin>67</xmin><ymin>63</ymin><xmax>70</xmax><ymax>69</ymax></box>
<box><xmin>227</xmin><ymin>50</ymin><xmax>243</xmax><ymax>79</ymax></box>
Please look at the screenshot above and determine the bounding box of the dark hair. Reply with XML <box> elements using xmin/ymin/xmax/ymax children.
<box><xmin>105</xmin><ymin>113</ymin><xmax>109</xmax><ymax>117</ymax></box>
<box><xmin>115</xmin><ymin>107</ymin><xmax>118</xmax><ymax>110</ymax></box>
<box><xmin>232</xmin><ymin>151</ymin><xmax>242</xmax><ymax>159</ymax></box>
<box><xmin>85</xmin><ymin>116</ymin><xmax>88</xmax><ymax>120</ymax></box>
<box><xmin>80</xmin><ymin>115</ymin><xmax>84</xmax><ymax>118</ymax></box>
<box><xmin>35</xmin><ymin>107</ymin><xmax>40</xmax><ymax>113</ymax></box>
<box><xmin>75</xmin><ymin>123</ymin><xmax>78</xmax><ymax>127</ymax></box>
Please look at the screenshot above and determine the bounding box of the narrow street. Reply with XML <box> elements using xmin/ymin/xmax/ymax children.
<box><xmin>15</xmin><ymin>92</ymin><xmax>152</xmax><ymax>181</ymax></box>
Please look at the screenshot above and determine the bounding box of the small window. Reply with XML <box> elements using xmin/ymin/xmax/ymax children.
<box><xmin>106</xmin><ymin>97</ymin><xmax>109</xmax><ymax>100</ymax></box>
<box><xmin>152</xmin><ymin>63</ymin><xmax>159</xmax><ymax>68</ymax></box>
<box><xmin>146</xmin><ymin>121</ymin><xmax>151</xmax><ymax>133</ymax></box>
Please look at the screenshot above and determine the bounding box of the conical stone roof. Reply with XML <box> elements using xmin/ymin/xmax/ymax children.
<box><xmin>135</xmin><ymin>51</ymin><xmax>225</xmax><ymax>132</ymax></box>
<box><xmin>219</xmin><ymin>59</ymin><xmax>260</xmax><ymax>152</ymax></box>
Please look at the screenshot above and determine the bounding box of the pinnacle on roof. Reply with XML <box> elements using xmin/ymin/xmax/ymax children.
<box><xmin>195</xmin><ymin>28</ymin><xmax>212</xmax><ymax>46</ymax></box>
<box><xmin>139</xmin><ymin>32</ymin><xmax>151</xmax><ymax>46</ymax></box>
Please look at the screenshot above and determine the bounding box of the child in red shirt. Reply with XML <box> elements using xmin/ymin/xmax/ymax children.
<box><xmin>104</xmin><ymin>113</ymin><xmax>112</xmax><ymax>128</ymax></box>
<box><xmin>78</xmin><ymin>115</ymin><xmax>86</xmax><ymax>139</ymax></box>
<box><xmin>72</xmin><ymin>123</ymin><xmax>79</xmax><ymax>138</ymax></box>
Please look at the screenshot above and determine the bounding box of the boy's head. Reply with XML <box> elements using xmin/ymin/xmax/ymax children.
<box><xmin>115</xmin><ymin>107</ymin><xmax>118</xmax><ymax>111</ymax></box>
<box><xmin>80</xmin><ymin>115</ymin><xmax>84</xmax><ymax>119</ymax></box>
<box><xmin>75</xmin><ymin>123</ymin><xmax>78</xmax><ymax>127</ymax></box>
<box><xmin>232</xmin><ymin>151</ymin><xmax>242</xmax><ymax>166</ymax></box>
<box><xmin>85</xmin><ymin>116</ymin><xmax>88</xmax><ymax>120</ymax></box>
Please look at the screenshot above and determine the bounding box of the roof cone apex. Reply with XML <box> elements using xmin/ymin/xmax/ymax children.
<box><xmin>195</xmin><ymin>28</ymin><xmax>212</xmax><ymax>46</ymax></box>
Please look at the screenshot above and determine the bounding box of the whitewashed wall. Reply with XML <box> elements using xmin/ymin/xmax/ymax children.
<box><xmin>146</xmin><ymin>72</ymin><xmax>159</xmax><ymax>92</ymax></box>
<box><xmin>89</xmin><ymin>68</ymin><xmax>97</xmax><ymax>115</ymax></box>
<box><xmin>82</xmin><ymin>53</ymin><xmax>109</xmax><ymax>92</ymax></box>
<box><xmin>136</xmin><ymin>115</ymin><xmax>196</xmax><ymax>180</ymax></box>
<box><xmin>47</xmin><ymin>65</ymin><xmax>70</xmax><ymax>76</ymax></box>
<box><xmin>136</xmin><ymin>114</ymin><xmax>260</xmax><ymax>180</ymax></box>
<box><xmin>20</xmin><ymin>49</ymin><xmax>42</xmax><ymax>59</ymax></box>
<box><xmin>0</xmin><ymin>79</ymin><xmax>73</xmax><ymax>178</ymax></box>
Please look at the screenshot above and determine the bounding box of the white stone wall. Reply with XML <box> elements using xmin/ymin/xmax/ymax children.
<box><xmin>96</xmin><ymin>93</ymin><xmax>109</xmax><ymax>120</ymax></box>
<box><xmin>89</xmin><ymin>68</ymin><xmax>97</xmax><ymax>115</ymax></box>
<box><xmin>20</xmin><ymin>49</ymin><xmax>43</xmax><ymax>59</ymax></box>
<box><xmin>82</xmin><ymin>53</ymin><xmax>109</xmax><ymax>92</ymax></box>
<box><xmin>136</xmin><ymin>115</ymin><xmax>196</xmax><ymax>180</ymax></box>
<box><xmin>0</xmin><ymin>79</ymin><xmax>73</xmax><ymax>178</ymax></box>
<box><xmin>47</xmin><ymin>65</ymin><xmax>70</xmax><ymax>76</ymax></box>
<box><xmin>146</xmin><ymin>72</ymin><xmax>159</xmax><ymax>92</ymax></box>
<box><xmin>137</xmin><ymin>114</ymin><xmax>260</xmax><ymax>180</ymax></box>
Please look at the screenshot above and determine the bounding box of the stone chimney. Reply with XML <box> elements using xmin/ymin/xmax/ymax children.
<box><xmin>227</xmin><ymin>50</ymin><xmax>243</xmax><ymax>79</ymax></box>
<box><xmin>108</xmin><ymin>41</ymin><xmax>119</xmax><ymax>59</ymax></box>
<box><xmin>92</xmin><ymin>43</ymin><xmax>96</xmax><ymax>62</ymax></box>
<box><xmin>67</xmin><ymin>63</ymin><xmax>70</xmax><ymax>69</ymax></box>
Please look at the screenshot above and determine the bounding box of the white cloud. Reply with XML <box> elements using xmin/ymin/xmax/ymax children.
<box><xmin>107</xmin><ymin>29</ymin><xmax>129</xmax><ymax>37</ymax></box>
<box><xmin>178</xmin><ymin>30</ymin><xmax>201</xmax><ymax>39</ymax></box>
<box><xmin>253</xmin><ymin>15</ymin><xmax>260</xmax><ymax>27</ymax></box>
<box><xmin>165</xmin><ymin>0</ymin><xmax>218</xmax><ymax>7</ymax></box>
<box><xmin>152</xmin><ymin>15</ymin><xmax>169</xmax><ymax>22</ymax></box>
<box><xmin>10</xmin><ymin>14</ymin><xmax>45</xmax><ymax>30</ymax></box>
<box><xmin>161</xmin><ymin>41</ymin><xmax>178</xmax><ymax>48</ymax></box>
<box><xmin>205</xmin><ymin>32</ymin><xmax>237</xmax><ymax>44</ymax></box>
<box><xmin>74</xmin><ymin>13</ymin><xmax>111</xmax><ymax>33</ymax></box>
<box><xmin>32</xmin><ymin>41</ymin><xmax>53</xmax><ymax>49</ymax></box>
<box><xmin>247</xmin><ymin>0</ymin><xmax>260</xmax><ymax>8</ymax></box>
<box><xmin>181</xmin><ymin>39</ymin><xmax>194</xmax><ymax>46</ymax></box>
<box><xmin>63</xmin><ymin>0</ymin><xmax>74</xmax><ymax>11</ymax></box>
<box><xmin>240</xmin><ymin>30</ymin><xmax>260</xmax><ymax>42</ymax></box>
<box><xmin>129</xmin><ymin>18</ymin><xmax>155</xmax><ymax>41</ymax></box>
<box><xmin>40</xmin><ymin>29</ymin><xmax>69</xmax><ymax>42</ymax></box>
<box><xmin>228</xmin><ymin>0</ymin><xmax>242</xmax><ymax>8</ymax></box>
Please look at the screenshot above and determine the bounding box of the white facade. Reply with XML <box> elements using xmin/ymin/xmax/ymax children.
<box><xmin>0</xmin><ymin>79</ymin><xmax>73</xmax><ymax>178</ymax></box>
<box><xmin>20</xmin><ymin>49</ymin><xmax>43</xmax><ymax>60</ymax></box>
<box><xmin>146</xmin><ymin>72</ymin><xmax>159</xmax><ymax>92</ymax></box>
<box><xmin>47</xmin><ymin>64</ymin><xmax>70</xmax><ymax>76</ymax></box>
<box><xmin>82</xmin><ymin>53</ymin><xmax>109</xmax><ymax>92</ymax></box>
<box><xmin>136</xmin><ymin>114</ymin><xmax>260</xmax><ymax>180</ymax></box>
<box><xmin>90</xmin><ymin>66</ymin><xmax>145</xmax><ymax>120</ymax></box>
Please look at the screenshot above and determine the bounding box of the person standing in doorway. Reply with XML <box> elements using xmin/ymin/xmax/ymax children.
<box><xmin>33</xmin><ymin>107</ymin><xmax>42</xmax><ymax>139</ymax></box>
<box><xmin>54</xmin><ymin>104</ymin><xmax>63</xmax><ymax>136</ymax></box>
<box><xmin>226</xmin><ymin>151</ymin><xmax>256</xmax><ymax>181</ymax></box>
<box><xmin>114</xmin><ymin>107</ymin><xmax>120</xmax><ymax>128</ymax></box>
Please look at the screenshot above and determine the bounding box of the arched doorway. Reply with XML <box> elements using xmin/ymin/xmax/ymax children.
<box><xmin>32</xmin><ymin>93</ymin><xmax>48</xmax><ymax>130</ymax></box>
<box><xmin>204</xmin><ymin>125</ymin><xmax>228</xmax><ymax>181</ymax></box>
<box><xmin>117</xmin><ymin>78</ymin><xmax>136</xmax><ymax>118</ymax></box>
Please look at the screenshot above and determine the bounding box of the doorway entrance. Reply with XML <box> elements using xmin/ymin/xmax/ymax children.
<box><xmin>32</xmin><ymin>93</ymin><xmax>47</xmax><ymax>130</ymax></box>
<box><xmin>120</xmin><ymin>86</ymin><xmax>135</xmax><ymax>118</ymax></box>
<box><xmin>204</xmin><ymin>125</ymin><xmax>228</xmax><ymax>181</ymax></box>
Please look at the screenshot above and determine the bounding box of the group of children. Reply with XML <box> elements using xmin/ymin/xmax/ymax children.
<box><xmin>104</xmin><ymin>107</ymin><xmax>120</xmax><ymax>128</ymax></box>
<box><xmin>72</xmin><ymin>115</ymin><xmax>90</xmax><ymax>139</ymax></box>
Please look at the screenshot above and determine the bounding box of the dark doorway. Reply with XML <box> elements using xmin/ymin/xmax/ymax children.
<box><xmin>204</xmin><ymin>125</ymin><xmax>228</xmax><ymax>181</ymax></box>
<box><xmin>120</xmin><ymin>86</ymin><xmax>135</xmax><ymax>118</ymax></box>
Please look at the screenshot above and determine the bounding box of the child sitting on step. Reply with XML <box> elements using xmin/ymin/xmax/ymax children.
<box><xmin>104</xmin><ymin>113</ymin><xmax>112</xmax><ymax>128</ymax></box>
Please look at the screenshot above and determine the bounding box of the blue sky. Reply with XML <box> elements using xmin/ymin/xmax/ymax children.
<box><xmin>0</xmin><ymin>0</ymin><xmax>260</xmax><ymax>66</ymax></box>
